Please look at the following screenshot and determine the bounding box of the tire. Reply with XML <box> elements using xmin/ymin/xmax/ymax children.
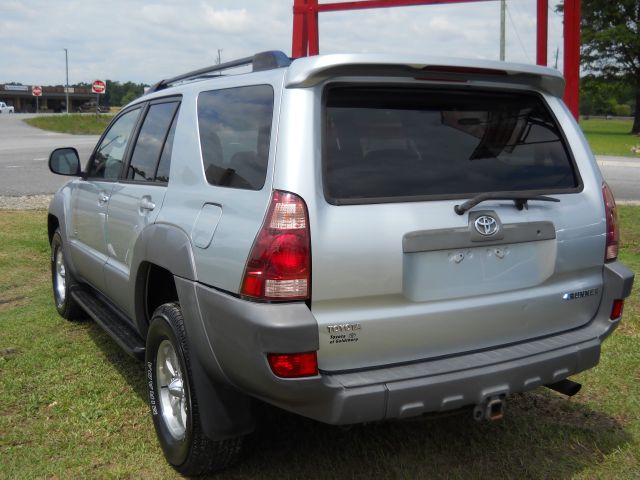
<box><xmin>146</xmin><ymin>303</ymin><xmax>244</xmax><ymax>475</ymax></box>
<box><xmin>50</xmin><ymin>229</ymin><xmax>83</xmax><ymax>320</ymax></box>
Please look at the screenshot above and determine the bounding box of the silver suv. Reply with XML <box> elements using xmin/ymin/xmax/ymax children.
<box><xmin>48</xmin><ymin>51</ymin><xmax>635</xmax><ymax>475</ymax></box>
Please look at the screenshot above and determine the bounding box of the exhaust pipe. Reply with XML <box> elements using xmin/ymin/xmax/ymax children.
<box><xmin>473</xmin><ymin>396</ymin><xmax>505</xmax><ymax>422</ymax></box>
<box><xmin>546</xmin><ymin>378</ymin><xmax>582</xmax><ymax>397</ymax></box>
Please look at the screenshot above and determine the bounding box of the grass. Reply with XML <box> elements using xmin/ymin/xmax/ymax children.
<box><xmin>0</xmin><ymin>208</ymin><xmax>638</xmax><ymax>479</ymax></box>
<box><xmin>24</xmin><ymin>114</ymin><xmax>113</xmax><ymax>135</ymax></box>
<box><xmin>580</xmin><ymin>118</ymin><xmax>640</xmax><ymax>157</ymax></box>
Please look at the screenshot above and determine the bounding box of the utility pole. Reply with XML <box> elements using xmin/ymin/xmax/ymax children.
<box><xmin>499</xmin><ymin>0</ymin><xmax>506</xmax><ymax>61</ymax></box>
<box><xmin>64</xmin><ymin>48</ymin><xmax>69</xmax><ymax>114</ymax></box>
<box><xmin>216</xmin><ymin>49</ymin><xmax>223</xmax><ymax>65</ymax></box>
<box><xmin>554</xmin><ymin>46</ymin><xmax>560</xmax><ymax>69</ymax></box>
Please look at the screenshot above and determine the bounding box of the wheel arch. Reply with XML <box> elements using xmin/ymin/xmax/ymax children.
<box><xmin>130</xmin><ymin>223</ymin><xmax>197</xmax><ymax>334</ymax></box>
<box><xmin>47</xmin><ymin>214</ymin><xmax>59</xmax><ymax>244</ymax></box>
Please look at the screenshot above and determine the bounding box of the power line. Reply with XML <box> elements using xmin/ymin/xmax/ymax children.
<box><xmin>506</xmin><ymin>3</ymin><xmax>533</xmax><ymax>63</ymax></box>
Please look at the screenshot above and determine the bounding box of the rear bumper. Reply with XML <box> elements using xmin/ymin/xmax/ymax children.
<box><xmin>177</xmin><ymin>261</ymin><xmax>634</xmax><ymax>425</ymax></box>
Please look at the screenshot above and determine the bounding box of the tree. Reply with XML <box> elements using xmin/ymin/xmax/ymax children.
<box><xmin>571</xmin><ymin>0</ymin><xmax>640</xmax><ymax>133</ymax></box>
<box><xmin>580</xmin><ymin>74</ymin><xmax>634</xmax><ymax>116</ymax></box>
<box><xmin>121</xmin><ymin>89</ymin><xmax>140</xmax><ymax>105</ymax></box>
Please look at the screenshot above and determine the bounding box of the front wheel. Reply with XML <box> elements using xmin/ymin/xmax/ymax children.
<box><xmin>50</xmin><ymin>229</ymin><xmax>82</xmax><ymax>320</ymax></box>
<box><xmin>146</xmin><ymin>303</ymin><xmax>243</xmax><ymax>475</ymax></box>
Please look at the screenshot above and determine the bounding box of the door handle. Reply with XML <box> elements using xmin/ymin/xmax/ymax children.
<box><xmin>98</xmin><ymin>192</ymin><xmax>110</xmax><ymax>205</ymax></box>
<box><xmin>139</xmin><ymin>196</ymin><xmax>156</xmax><ymax>212</ymax></box>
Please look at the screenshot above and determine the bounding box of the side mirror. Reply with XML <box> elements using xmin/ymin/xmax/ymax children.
<box><xmin>49</xmin><ymin>148</ymin><xmax>82</xmax><ymax>176</ymax></box>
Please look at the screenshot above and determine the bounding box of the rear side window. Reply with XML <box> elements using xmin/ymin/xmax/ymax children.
<box><xmin>155</xmin><ymin>114</ymin><xmax>177</xmax><ymax>183</ymax></box>
<box><xmin>198</xmin><ymin>85</ymin><xmax>274</xmax><ymax>190</ymax></box>
<box><xmin>127</xmin><ymin>101</ymin><xmax>180</xmax><ymax>182</ymax></box>
<box><xmin>324</xmin><ymin>86</ymin><xmax>578</xmax><ymax>203</ymax></box>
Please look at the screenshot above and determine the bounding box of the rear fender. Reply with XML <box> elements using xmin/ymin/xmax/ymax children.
<box><xmin>130</xmin><ymin>223</ymin><xmax>198</xmax><ymax>333</ymax></box>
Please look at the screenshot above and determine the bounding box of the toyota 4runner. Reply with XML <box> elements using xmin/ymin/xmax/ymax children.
<box><xmin>48</xmin><ymin>51</ymin><xmax>635</xmax><ymax>475</ymax></box>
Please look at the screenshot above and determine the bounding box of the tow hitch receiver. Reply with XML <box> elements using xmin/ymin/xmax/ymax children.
<box><xmin>473</xmin><ymin>396</ymin><xmax>505</xmax><ymax>422</ymax></box>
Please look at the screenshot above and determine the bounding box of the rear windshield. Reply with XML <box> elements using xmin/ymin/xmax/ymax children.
<box><xmin>324</xmin><ymin>86</ymin><xmax>578</xmax><ymax>203</ymax></box>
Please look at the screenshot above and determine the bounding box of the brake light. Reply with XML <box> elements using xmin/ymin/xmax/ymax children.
<box><xmin>267</xmin><ymin>352</ymin><xmax>318</xmax><ymax>378</ymax></box>
<box><xmin>241</xmin><ymin>191</ymin><xmax>310</xmax><ymax>300</ymax></box>
<box><xmin>610</xmin><ymin>299</ymin><xmax>624</xmax><ymax>320</ymax></box>
<box><xmin>602</xmin><ymin>182</ymin><xmax>619</xmax><ymax>262</ymax></box>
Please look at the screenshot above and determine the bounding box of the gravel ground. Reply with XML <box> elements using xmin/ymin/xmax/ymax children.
<box><xmin>0</xmin><ymin>195</ymin><xmax>53</xmax><ymax>210</ymax></box>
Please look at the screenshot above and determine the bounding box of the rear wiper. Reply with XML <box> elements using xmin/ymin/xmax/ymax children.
<box><xmin>454</xmin><ymin>192</ymin><xmax>560</xmax><ymax>215</ymax></box>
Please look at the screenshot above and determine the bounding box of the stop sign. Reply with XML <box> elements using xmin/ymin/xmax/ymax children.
<box><xmin>92</xmin><ymin>80</ymin><xmax>106</xmax><ymax>94</ymax></box>
<box><xmin>32</xmin><ymin>86</ymin><xmax>42</xmax><ymax>97</ymax></box>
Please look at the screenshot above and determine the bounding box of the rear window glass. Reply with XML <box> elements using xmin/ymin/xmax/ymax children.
<box><xmin>198</xmin><ymin>85</ymin><xmax>274</xmax><ymax>190</ymax></box>
<box><xmin>324</xmin><ymin>86</ymin><xmax>578</xmax><ymax>203</ymax></box>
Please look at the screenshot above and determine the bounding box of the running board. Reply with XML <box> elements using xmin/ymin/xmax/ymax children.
<box><xmin>71</xmin><ymin>288</ymin><xmax>145</xmax><ymax>359</ymax></box>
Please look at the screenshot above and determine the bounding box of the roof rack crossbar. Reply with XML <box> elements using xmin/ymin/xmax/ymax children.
<box><xmin>146</xmin><ymin>50</ymin><xmax>291</xmax><ymax>95</ymax></box>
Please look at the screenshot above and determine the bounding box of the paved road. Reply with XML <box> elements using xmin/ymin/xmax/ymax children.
<box><xmin>0</xmin><ymin>113</ymin><xmax>638</xmax><ymax>200</ymax></box>
<box><xmin>596</xmin><ymin>156</ymin><xmax>640</xmax><ymax>203</ymax></box>
<box><xmin>0</xmin><ymin>114</ymin><xmax>99</xmax><ymax>195</ymax></box>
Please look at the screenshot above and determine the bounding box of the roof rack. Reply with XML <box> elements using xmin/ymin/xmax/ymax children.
<box><xmin>146</xmin><ymin>50</ymin><xmax>291</xmax><ymax>94</ymax></box>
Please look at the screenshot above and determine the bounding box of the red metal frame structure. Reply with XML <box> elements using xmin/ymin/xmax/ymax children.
<box><xmin>292</xmin><ymin>0</ymin><xmax>581</xmax><ymax>119</ymax></box>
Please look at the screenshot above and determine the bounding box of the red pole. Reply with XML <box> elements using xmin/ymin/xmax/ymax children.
<box><xmin>563</xmin><ymin>0</ymin><xmax>580</xmax><ymax>119</ymax></box>
<box><xmin>292</xmin><ymin>0</ymin><xmax>309</xmax><ymax>57</ymax></box>
<box><xmin>536</xmin><ymin>0</ymin><xmax>548</xmax><ymax>66</ymax></box>
<box><xmin>308</xmin><ymin>0</ymin><xmax>320</xmax><ymax>55</ymax></box>
<box><xmin>317</xmin><ymin>0</ymin><xmax>488</xmax><ymax>11</ymax></box>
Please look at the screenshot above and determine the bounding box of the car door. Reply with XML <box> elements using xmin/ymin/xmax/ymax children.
<box><xmin>102</xmin><ymin>98</ymin><xmax>180</xmax><ymax>312</ymax></box>
<box><xmin>68</xmin><ymin>107</ymin><xmax>142</xmax><ymax>291</ymax></box>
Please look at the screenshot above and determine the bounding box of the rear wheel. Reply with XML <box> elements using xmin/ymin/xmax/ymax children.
<box><xmin>146</xmin><ymin>303</ymin><xmax>244</xmax><ymax>475</ymax></box>
<box><xmin>50</xmin><ymin>229</ymin><xmax>82</xmax><ymax>320</ymax></box>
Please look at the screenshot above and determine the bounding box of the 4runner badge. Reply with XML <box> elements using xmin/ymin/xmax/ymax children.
<box><xmin>563</xmin><ymin>288</ymin><xmax>598</xmax><ymax>300</ymax></box>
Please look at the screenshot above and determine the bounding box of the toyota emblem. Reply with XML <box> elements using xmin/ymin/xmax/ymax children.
<box><xmin>474</xmin><ymin>215</ymin><xmax>498</xmax><ymax>236</ymax></box>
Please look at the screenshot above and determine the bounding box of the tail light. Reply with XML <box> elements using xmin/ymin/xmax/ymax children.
<box><xmin>602</xmin><ymin>182</ymin><xmax>619</xmax><ymax>262</ymax></box>
<box><xmin>241</xmin><ymin>190</ymin><xmax>310</xmax><ymax>301</ymax></box>
<box><xmin>267</xmin><ymin>352</ymin><xmax>318</xmax><ymax>378</ymax></box>
<box><xmin>610</xmin><ymin>299</ymin><xmax>624</xmax><ymax>320</ymax></box>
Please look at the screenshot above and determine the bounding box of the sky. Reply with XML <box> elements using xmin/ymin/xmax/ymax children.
<box><xmin>0</xmin><ymin>0</ymin><xmax>566</xmax><ymax>86</ymax></box>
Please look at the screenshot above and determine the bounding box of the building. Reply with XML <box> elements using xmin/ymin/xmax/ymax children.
<box><xmin>0</xmin><ymin>84</ymin><xmax>98</xmax><ymax>113</ymax></box>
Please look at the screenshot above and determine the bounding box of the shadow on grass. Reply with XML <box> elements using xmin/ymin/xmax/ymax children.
<box><xmin>84</xmin><ymin>319</ymin><xmax>148</xmax><ymax>402</ymax></box>
<box><xmin>239</xmin><ymin>394</ymin><xmax>630</xmax><ymax>479</ymax></box>
<box><xmin>84</xmin><ymin>320</ymin><xmax>630</xmax><ymax>479</ymax></box>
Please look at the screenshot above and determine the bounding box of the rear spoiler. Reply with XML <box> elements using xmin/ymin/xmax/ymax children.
<box><xmin>285</xmin><ymin>54</ymin><xmax>565</xmax><ymax>98</ymax></box>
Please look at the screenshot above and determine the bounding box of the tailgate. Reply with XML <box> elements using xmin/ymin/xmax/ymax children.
<box><xmin>311</xmin><ymin>83</ymin><xmax>604</xmax><ymax>372</ymax></box>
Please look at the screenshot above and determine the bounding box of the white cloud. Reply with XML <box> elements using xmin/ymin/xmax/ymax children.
<box><xmin>202</xmin><ymin>5</ymin><xmax>250</xmax><ymax>33</ymax></box>
<box><xmin>0</xmin><ymin>0</ymin><xmax>566</xmax><ymax>85</ymax></box>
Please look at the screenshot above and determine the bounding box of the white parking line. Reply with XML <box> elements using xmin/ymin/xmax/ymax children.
<box><xmin>33</xmin><ymin>158</ymin><xmax>47</xmax><ymax>161</ymax></box>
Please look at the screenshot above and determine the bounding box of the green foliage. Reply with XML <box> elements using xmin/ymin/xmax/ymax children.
<box><xmin>24</xmin><ymin>115</ymin><xmax>112</xmax><ymax>135</ymax></box>
<box><xmin>614</xmin><ymin>104</ymin><xmax>633</xmax><ymax>116</ymax></box>
<box><xmin>575</xmin><ymin>0</ymin><xmax>640</xmax><ymax>132</ymax></box>
<box><xmin>580</xmin><ymin>75</ymin><xmax>635</xmax><ymax>116</ymax></box>
<box><xmin>120</xmin><ymin>90</ymin><xmax>141</xmax><ymax>106</ymax></box>
<box><xmin>102</xmin><ymin>80</ymin><xmax>147</xmax><ymax>107</ymax></box>
<box><xmin>578</xmin><ymin>1</ymin><xmax>640</xmax><ymax>79</ymax></box>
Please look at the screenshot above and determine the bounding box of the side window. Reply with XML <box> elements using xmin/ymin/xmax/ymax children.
<box><xmin>88</xmin><ymin>108</ymin><xmax>141</xmax><ymax>179</ymax></box>
<box><xmin>127</xmin><ymin>101</ymin><xmax>180</xmax><ymax>182</ymax></box>
<box><xmin>197</xmin><ymin>85</ymin><xmax>274</xmax><ymax>190</ymax></box>
<box><xmin>155</xmin><ymin>114</ymin><xmax>178</xmax><ymax>183</ymax></box>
